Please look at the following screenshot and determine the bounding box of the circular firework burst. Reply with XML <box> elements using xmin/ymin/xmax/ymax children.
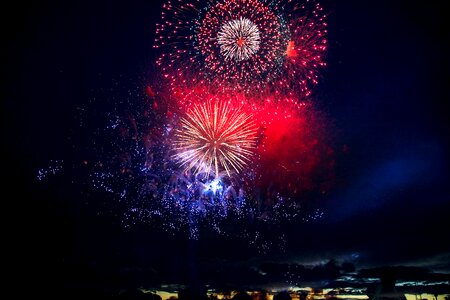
<box><xmin>173</xmin><ymin>100</ymin><xmax>258</xmax><ymax>178</ymax></box>
<box><xmin>217</xmin><ymin>17</ymin><xmax>261</xmax><ymax>62</ymax></box>
<box><xmin>154</xmin><ymin>0</ymin><xmax>327</xmax><ymax>98</ymax></box>
<box><xmin>196</xmin><ymin>0</ymin><xmax>286</xmax><ymax>90</ymax></box>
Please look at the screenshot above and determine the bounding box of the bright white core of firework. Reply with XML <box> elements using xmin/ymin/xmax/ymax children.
<box><xmin>217</xmin><ymin>17</ymin><xmax>261</xmax><ymax>62</ymax></box>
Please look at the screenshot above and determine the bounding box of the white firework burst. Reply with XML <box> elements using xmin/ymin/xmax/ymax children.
<box><xmin>173</xmin><ymin>100</ymin><xmax>258</xmax><ymax>178</ymax></box>
<box><xmin>217</xmin><ymin>17</ymin><xmax>261</xmax><ymax>62</ymax></box>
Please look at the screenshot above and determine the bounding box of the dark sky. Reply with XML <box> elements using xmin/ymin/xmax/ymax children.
<box><xmin>4</xmin><ymin>0</ymin><xmax>450</xmax><ymax>293</ymax></box>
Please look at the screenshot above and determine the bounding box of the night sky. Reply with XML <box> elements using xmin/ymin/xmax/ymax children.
<box><xmin>4</xmin><ymin>0</ymin><xmax>450</xmax><ymax>296</ymax></box>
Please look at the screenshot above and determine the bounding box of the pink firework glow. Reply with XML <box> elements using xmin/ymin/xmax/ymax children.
<box><xmin>255</xmin><ymin>102</ymin><xmax>335</xmax><ymax>201</ymax></box>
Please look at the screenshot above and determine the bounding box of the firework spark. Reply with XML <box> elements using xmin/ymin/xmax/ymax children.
<box><xmin>218</xmin><ymin>17</ymin><xmax>261</xmax><ymax>62</ymax></box>
<box><xmin>173</xmin><ymin>100</ymin><xmax>258</xmax><ymax>178</ymax></box>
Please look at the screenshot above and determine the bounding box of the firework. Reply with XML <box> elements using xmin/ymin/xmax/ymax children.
<box><xmin>154</xmin><ymin>0</ymin><xmax>327</xmax><ymax>97</ymax></box>
<box><xmin>217</xmin><ymin>17</ymin><xmax>261</xmax><ymax>62</ymax></box>
<box><xmin>173</xmin><ymin>99</ymin><xmax>258</xmax><ymax>178</ymax></box>
<box><xmin>196</xmin><ymin>0</ymin><xmax>285</xmax><ymax>91</ymax></box>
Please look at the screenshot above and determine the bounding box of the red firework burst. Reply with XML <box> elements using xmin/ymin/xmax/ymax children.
<box><xmin>279</xmin><ymin>0</ymin><xmax>328</xmax><ymax>96</ymax></box>
<box><xmin>154</xmin><ymin>0</ymin><xmax>327</xmax><ymax>99</ymax></box>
